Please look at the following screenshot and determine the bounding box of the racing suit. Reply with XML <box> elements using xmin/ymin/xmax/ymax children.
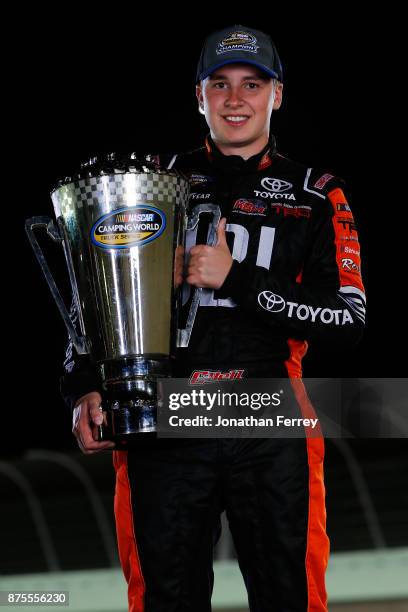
<box><xmin>61</xmin><ymin>133</ymin><xmax>366</xmax><ymax>612</ymax></box>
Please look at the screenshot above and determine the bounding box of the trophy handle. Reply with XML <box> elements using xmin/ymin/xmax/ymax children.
<box><xmin>25</xmin><ymin>215</ymin><xmax>90</xmax><ymax>355</ymax></box>
<box><xmin>177</xmin><ymin>203</ymin><xmax>221</xmax><ymax>348</ymax></box>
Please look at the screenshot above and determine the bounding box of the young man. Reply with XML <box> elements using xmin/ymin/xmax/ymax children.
<box><xmin>62</xmin><ymin>25</ymin><xmax>366</xmax><ymax>612</ymax></box>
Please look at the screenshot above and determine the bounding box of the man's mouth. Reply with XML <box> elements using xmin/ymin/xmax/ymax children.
<box><xmin>223</xmin><ymin>115</ymin><xmax>250</xmax><ymax>126</ymax></box>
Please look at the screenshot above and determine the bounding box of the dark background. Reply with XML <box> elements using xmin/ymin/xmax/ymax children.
<box><xmin>10</xmin><ymin>12</ymin><xmax>403</xmax><ymax>454</ymax></box>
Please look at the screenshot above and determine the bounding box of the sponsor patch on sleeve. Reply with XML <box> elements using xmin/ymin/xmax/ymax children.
<box><xmin>313</xmin><ymin>173</ymin><xmax>334</xmax><ymax>190</ymax></box>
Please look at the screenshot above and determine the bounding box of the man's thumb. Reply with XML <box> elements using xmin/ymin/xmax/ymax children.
<box><xmin>216</xmin><ymin>218</ymin><xmax>228</xmax><ymax>247</ymax></box>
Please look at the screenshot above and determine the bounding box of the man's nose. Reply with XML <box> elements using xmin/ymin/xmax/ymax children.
<box><xmin>225</xmin><ymin>88</ymin><xmax>243</xmax><ymax>106</ymax></box>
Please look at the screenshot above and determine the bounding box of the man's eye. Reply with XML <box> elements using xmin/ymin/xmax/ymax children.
<box><xmin>245</xmin><ymin>82</ymin><xmax>259</xmax><ymax>89</ymax></box>
<box><xmin>214</xmin><ymin>82</ymin><xmax>226</xmax><ymax>88</ymax></box>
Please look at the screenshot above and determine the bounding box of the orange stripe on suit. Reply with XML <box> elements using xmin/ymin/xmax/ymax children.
<box><xmin>286</xmin><ymin>338</ymin><xmax>330</xmax><ymax>611</ymax></box>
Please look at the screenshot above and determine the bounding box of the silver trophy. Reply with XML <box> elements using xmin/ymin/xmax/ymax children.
<box><xmin>25</xmin><ymin>153</ymin><xmax>189</xmax><ymax>440</ymax></box>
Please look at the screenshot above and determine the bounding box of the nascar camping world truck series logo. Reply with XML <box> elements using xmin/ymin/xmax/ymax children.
<box><xmin>216</xmin><ymin>31</ymin><xmax>259</xmax><ymax>55</ymax></box>
<box><xmin>91</xmin><ymin>205</ymin><xmax>166</xmax><ymax>249</ymax></box>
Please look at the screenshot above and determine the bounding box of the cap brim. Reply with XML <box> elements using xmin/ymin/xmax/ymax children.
<box><xmin>198</xmin><ymin>59</ymin><xmax>279</xmax><ymax>82</ymax></box>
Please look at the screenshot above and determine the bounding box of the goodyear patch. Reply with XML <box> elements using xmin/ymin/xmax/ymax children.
<box><xmin>91</xmin><ymin>205</ymin><xmax>166</xmax><ymax>249</ymax></box>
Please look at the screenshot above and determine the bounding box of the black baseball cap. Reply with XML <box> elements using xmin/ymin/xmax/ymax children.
<box><xmin>196</xmin><ymin>25</ymin><xmax>283</xmax><ymax>84</ymax></box>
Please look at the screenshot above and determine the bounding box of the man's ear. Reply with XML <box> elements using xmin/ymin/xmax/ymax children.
<box><xmin>196</xmin><ymin>84</ymin><xmax>205</xmax><ymax>114</ymax></box>
<box><xmin>273</xmin><ymin>82</ymin><xmax>283</xmax><ymax>110</ymax></box>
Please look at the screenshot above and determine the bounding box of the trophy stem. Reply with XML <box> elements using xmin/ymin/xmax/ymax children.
<box><xmin>99</xmin><ymin>356</ymin><xmax>170</xmax><ymax>437</ymax></box>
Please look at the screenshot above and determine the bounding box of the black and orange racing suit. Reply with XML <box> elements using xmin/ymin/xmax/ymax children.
<box><xmin>61</xmin><ymin>133</ymin><xmax>366</xmax><ymax>612</ymax></box>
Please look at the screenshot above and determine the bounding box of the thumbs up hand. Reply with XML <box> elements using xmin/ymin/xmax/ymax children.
<box><xmin>187</xmin><ymin>217</ymin><xmax>233</xmax><ymax>289</ymax></box>
<box><xmin>215</xmin><ymin>217</ymin><xmax>229</xmax><ymax>249</ymax></box>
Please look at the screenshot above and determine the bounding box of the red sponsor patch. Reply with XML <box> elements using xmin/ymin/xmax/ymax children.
<box><xmin>189</xmin><ymin>369</ymin><xmax>245</xmax><ymax>384</ymax></box>
<box><xmin>270</xmin><ymin>203</ymin><xmax>311</xmax><ymax>218</ymax></box>
<box><xmin>233</xmin><ymin>199</ymin><xmax>267</xmax><ymax>215</ymax></box>
<box><xmin>313</xmin><ymin>173</ymin><xmax>334</xmax><ymax>189</ymax></box>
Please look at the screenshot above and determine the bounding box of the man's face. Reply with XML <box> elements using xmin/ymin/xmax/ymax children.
<box><xmin>196</xmin><ymin>63</ymin><xmax>283</xmax><ymax>149</ymax></box>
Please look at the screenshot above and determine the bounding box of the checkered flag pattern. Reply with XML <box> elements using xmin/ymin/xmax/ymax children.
<box><xmin>52</xmin><ymin>171</ymin><xmax>189</xmax><ymax>219</ymax></box>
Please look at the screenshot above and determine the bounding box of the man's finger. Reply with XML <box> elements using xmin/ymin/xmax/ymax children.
<box><xmin>89</xmin><ymin>403</ymin><xmax>104</xmax><ymax>426</ymax></box>
<box><xmin>76</xmin><ymin>425</ymin><xmax>115</xmax><ymax>452</ymax></box>
<box><xmin>189</xmin><ymin>244</ymin><xmax>209</xmax><ymax>256</ymax></box>
<box><xmin>216</xmin><ymin>217</ymin><xmax>228</xmax><ymax>247</ymax></box>
<box><xmin>80</xmin><ymin>440</ymin><xmax>115</xmax><ymax>454</ymax></box>
<box><xmin>78</xmin><ymin>426</ymin><xmax>115</xmax><ymax>452</ymax></box>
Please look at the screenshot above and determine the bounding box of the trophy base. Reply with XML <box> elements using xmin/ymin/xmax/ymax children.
<box><xmin>99</xmin><ymin>355</ymin><xmax>169</xmax><ymax>441</ymax></box>
<box><xmin>104</xmin><ymin>399</ymin><xmax>156</xmax><ymax>437</ymax></box>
